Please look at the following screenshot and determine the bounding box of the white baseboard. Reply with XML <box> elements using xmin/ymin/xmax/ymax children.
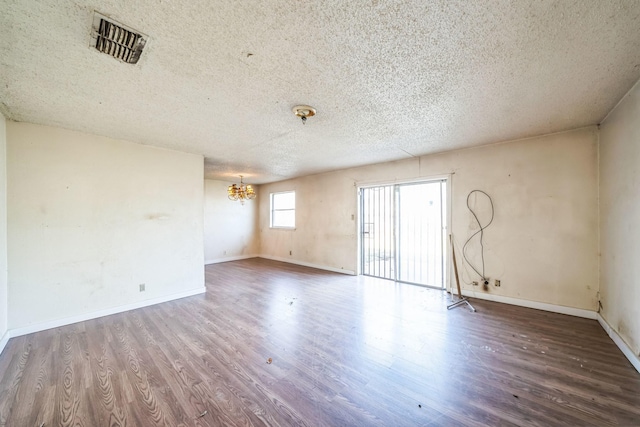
<box><xmin>0</xmin><ymin>330</ymin><xmax>9</xmax><ymax>355</ymax></box>
<box><xmin>8</xmin><ymin>287</ymin><xmax>206</xmax><ymax>339</ymax></box>
<box><xmin>205</xmin><ymin>254</ymin><xmax>257</xmax><ymax>265</ymax></box>
<box><xmin>258</xmin><ymin>255</ymin><xmax>356</xmax><ymax>275</ymax></box>
<box><xmin>460</xmin><ymin>289</ymin><xmax>597</xmax><ymax>319</ymax></box>
<box><xmin>597</xmin><ymin>313</ymin><xmax>640</xmax><ymax>373</ymax></box>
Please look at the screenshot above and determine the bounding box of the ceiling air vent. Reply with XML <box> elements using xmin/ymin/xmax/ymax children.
<box><xmin>90</xmin><ymin>12</ymin><xmax>148</xmax><ymax>64</ymax></box>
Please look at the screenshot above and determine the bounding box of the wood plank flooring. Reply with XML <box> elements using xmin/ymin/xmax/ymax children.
<box><xmin>1</xmin><ymin>258</ymin><xmax>639</xmax><ymax>426</ymax></box>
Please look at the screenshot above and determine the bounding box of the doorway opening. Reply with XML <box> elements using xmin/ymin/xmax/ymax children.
<box><xmin>359</xmin><ymin>179</ymin><xmax>447</xmax><ymax>288</ymax></box>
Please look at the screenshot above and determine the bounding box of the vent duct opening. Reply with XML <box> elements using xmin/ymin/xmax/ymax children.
<box><xmin>91</xmin><ymin>12</ymin><xmax>147</xmax><ymax>64</ymax></box>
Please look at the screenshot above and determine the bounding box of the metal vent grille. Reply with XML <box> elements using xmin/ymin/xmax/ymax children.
<box><xmin>91</xmin><ymin>13</ymin><xmax>147</xmax><ymax>64</ymax></box>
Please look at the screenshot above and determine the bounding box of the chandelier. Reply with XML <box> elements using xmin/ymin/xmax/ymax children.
<box><xmin>228</xmin><ymin>175</ymin><xmax>256</xmax><ymax>204</ymax></box>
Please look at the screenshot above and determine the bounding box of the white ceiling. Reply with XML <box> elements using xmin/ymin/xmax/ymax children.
<box><xmin>1</xmin><ymin>1</ymin><xmax>640</xmax><ymax>184</ymax></box>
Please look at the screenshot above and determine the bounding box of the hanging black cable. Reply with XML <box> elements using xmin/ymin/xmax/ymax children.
<box><xmin>462</xmin><ymin>190</ymin><xmax>494</xmax><ymax>281</ymax></box>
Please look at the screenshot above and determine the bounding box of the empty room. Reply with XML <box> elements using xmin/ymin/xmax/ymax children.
<box><xmin>1</xmin><ymin>0</ymin><xmax>640</xmax><ymax>426</ymax></box>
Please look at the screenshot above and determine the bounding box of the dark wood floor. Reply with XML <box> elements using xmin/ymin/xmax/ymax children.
<box><xmin>1</xmin><ymin>258</ymin><xmax>639</xmax><ymax>426</ymax></box>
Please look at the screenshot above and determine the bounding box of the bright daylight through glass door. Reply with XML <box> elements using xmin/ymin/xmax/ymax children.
<box><xmin>360</xmin><ymin>180</ymin><xmax>447</xmax><ymax>288</ymax></box>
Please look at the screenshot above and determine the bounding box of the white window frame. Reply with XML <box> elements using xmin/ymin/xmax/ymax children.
<box><xmin>270</xmin><ymin>191</ymin><xmax>296</xmax><ymax>229</ymax></box>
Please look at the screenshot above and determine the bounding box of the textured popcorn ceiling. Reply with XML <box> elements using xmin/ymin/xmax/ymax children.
<box><xmin>1</xmin><ymin>1</ymin><xmax>640</xmax><ymax>184</ymax></box>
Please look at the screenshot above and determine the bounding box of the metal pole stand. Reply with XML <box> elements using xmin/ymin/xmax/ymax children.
<box><xmin>447</xmin><ymin>295</ymin><xmax>476</xmax><ymax>312</ymax></box>
<box><xmin>447</xmin><ymin>234</ymin><xmax>476</xmax><ymax>312</ymax></box>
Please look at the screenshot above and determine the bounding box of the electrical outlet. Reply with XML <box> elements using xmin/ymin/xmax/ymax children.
<box><xmin>495</xmin><ymin>279</ymin><xmax>501</xmax><ymax>287</ymax></box>
<box><xmin>289</xmin><ymin>250</ymin><xmax>292</xmax><ymax>255</ymax></box>
<box><xmin>472</xmin><ymin>281</ymin><xmax>479</xmax><ymax>286</ymax></box>
<box><xmin>139</xmin><ymin>283</ymin><xmax>145</xmax><ymax>292</ymax></box>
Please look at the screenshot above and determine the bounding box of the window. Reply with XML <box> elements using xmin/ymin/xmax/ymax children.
<box><xmin>270</xmin><ymin>191</ymin><xmax>295</xmax><ymax>228</ymax></box>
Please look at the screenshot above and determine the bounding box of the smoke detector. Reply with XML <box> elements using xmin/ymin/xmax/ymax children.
<box><xmin>292</xmin><ymin>105</ymin><xmax>316</xmax><ymax>124</ymax></box>
<box><xmin>90</xmin><ymin>12</ymin><xmax>148</xmax><ymax>64</ymax></box>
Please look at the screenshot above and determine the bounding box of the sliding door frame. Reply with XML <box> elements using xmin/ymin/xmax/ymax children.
<box><xmin>356</xmin><ymin>174</ymin><xmax>452</xmax><ymax>290</ymax></box>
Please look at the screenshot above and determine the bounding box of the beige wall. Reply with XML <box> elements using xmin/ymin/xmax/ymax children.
<box><xmin>259</xmin><ymin>127</ymin><xmax>599</xmax><ymax>310</ymax></box>
<box><xmin>204</xmin><ymin>179</ymin><xmax>259</xmax><ymax>263</ymax></box>
<box><xmin>600</xmin><ymin>80</ymin><xmax>640</xmax><ymax>356</ymax></box>
<box><xmin>7</xmin><ymin>123</ymin><xmax>205</xmax><ymax>329</ymax></box>
<box><xmin>0</xmin><ymin>114</ymin><xmax>7</xmax><ymax>340</ymax></box>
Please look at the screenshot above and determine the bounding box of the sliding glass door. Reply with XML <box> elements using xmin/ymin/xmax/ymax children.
<box><xmin>360</xmin><ymin>179</ymin><xmax>447</xmax><ymax>288</ymax></box>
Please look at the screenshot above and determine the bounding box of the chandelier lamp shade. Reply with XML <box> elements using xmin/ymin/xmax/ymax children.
<box><xmin>228</xmin><ymin>175</ymin><xmax>256</xmax><ymax>204</ymax></box>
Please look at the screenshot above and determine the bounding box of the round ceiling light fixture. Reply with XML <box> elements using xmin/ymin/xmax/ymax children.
<box><xmin>292</xmin><ymin>105</ymin><xmax>316</xmax><ymax>125</ymax></box>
